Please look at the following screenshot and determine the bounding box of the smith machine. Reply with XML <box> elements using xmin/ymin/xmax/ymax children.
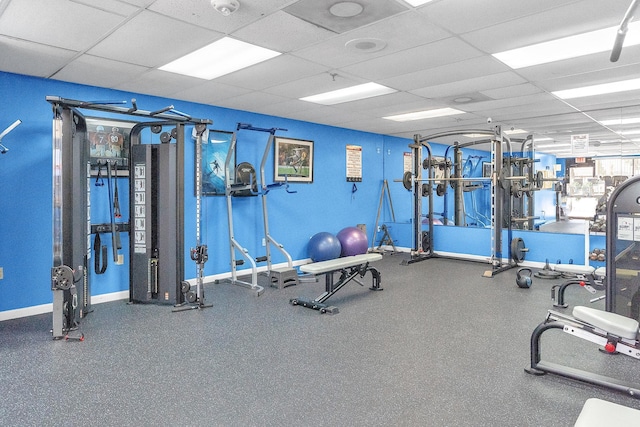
<box><xmin>223</xmin><ymin>123</ymin><xmax>298</xmax><ymax>295</ymax></box>
<box><xmin>400</xmin><ymin>126</ymin><xmax>544</xmax><ymax>276</ymax></box>
<box><xmin>48</xmin><ymin>96</ymin><xmax>212</xmax><ymax>339</ymax></box>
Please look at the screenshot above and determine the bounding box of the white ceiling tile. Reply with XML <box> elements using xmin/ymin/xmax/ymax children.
<box><xmin>341</xmin><ymin>37</ymin><xmax>484</xmax><ymax>82</ymax></box>
<box><xmin>381</xmin><ymin>55</ymin><xmax>510</xmax><ymax>91</ymax></box>
<box><xmin>0</xmin><ymin>0</ymin><xmax>125</xmax><ymax>51</ymax></box>
<box><xmin>283</xmin><ymin>0</ymin><xmax>408</xmax><ymax>34</ymax></box>
<box><xmin>232</xmin><ymin>11</ymin><xmax>334</xmax><ymax>52</ymax></box>
<box><xmin>292</xmin><ymin>11</ymin><xmax>451</xmax><ymax>69</ymax></box>
<box><xmin>255</xmin><ymin>99</ymin><xmax>318</xmax><ymax>118</ymax></box>
<box><xmin>420</xmin><ymin>0</ymin><xmax>581</xmax><ymax>34</ymax></box>
<box><xmin>112</xmin><ymin>69</ymin><xmax>205</xmax><ymax>98</ymax></box>
<box><xmin>52</xmin><ymin>55</ymin><xmax>149</xmax><ymax>88</ymax></box>
<box><xmin>480</xmin><ymin>83</ymin><xmax>543</xmax><ymax>100</ymax></box>
<box><xmin>172</xmin><ymin>81</ymin><xmax>253</xmax><ymax>105</ymax></box>
<box><xmin>216</xmin><ymin>91</ymin><xmax>292</xmax><ymax>112</ymax></box>
<box><xmin>88</xmin><ymin>10</ymin><xmax>222</xmax><ymax>68</ymax></box>
<box><xmin>410</xmin><ymin>71</ymin><xmax>526</xmax><ymax>99</ymax></box>
<box><xmin>0</xmin><ymin>37</ymin><xmax>77</xmax><ymax>77</ymax></box>
<box><xmin>69</xmin><ymin>0</ymin><xmax>140</xmax><ymax>16</ymax></box>
<box><xmin>148</xmin><ymin>0</ymin><xmax>293</xmax><ymax>34</ymax></box>
<box><xmin>215</xmin><ymin>54</ymin><xmax>329</xmax><ymax>91</ymax></box>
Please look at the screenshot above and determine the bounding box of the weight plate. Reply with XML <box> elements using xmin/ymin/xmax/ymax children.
<box><xmin>186</xmin><ymin>291</ymin><xmax>197</xmax><ymax>303</ymax></box>
<box><xmin>422</xmin><ymin>183</ymin><xmax>430</xmax><ymax>197</ymax></box>
<box><xmin>510</xmin><ymin>237</ymin><xmax>526</xmax><ymax>264</ymax></box>
<box><xmin>402</xmin><ymin>171</ymin><xmax>412</xmax><ymax>191</ymax></box>
<box><xmin>500</xmin><ymin>167</ymin><xmax>510</xmax><ymax>190</ymax></box>
<box><xmin>180</xmin><ymin>281</ymin><xmax>190</xmax><ymax>294</ymax></box>
<box><xmin>422</xmin><ymin>158</ymin><xmax>429</xmax><ymax>170</ymax></box>
<box><xmin>436</xmin><ymin>183</ymin><xmax>445</xmax><ymax>196</ymax></box>
<box><xmin>536</xmin><ymin>171</ymin><xmax>544</xmax><ymax>188</ymax></box>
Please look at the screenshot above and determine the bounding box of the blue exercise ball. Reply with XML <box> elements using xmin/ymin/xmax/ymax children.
<box><xmin>308</xmin><ymin>232</ymin><xmax>342</xmax><ymax>262</ymax></box>
<box><xmin>336</xmin><ymin>227</ymin><xmax>368</xmax><ymax>257</ymax></box>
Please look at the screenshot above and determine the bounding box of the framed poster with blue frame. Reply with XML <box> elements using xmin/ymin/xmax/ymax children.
<box><xmin>200</xmin><ymin>129</ymin><xmax>235</xmax><ymax>196</ymax></box>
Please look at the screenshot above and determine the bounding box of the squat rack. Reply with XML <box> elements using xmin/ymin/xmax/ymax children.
<box><xmin>400</xmin><ymin>126</ymin><xmax>534</xmax><ymax>276</ymax></box>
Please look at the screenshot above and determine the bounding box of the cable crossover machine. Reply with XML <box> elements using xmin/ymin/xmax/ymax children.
<box><xmin>223</xmin><ymin>123</ymin><xmax>299</xmax><ymax>295</ymax></box>
<box><xmin>47</xmin><ymin>96</ymin><xmax>212</xmax><ymax>339</ymax></box>
<box><xmin>398</xmin><ymin>126</ymin><xmax>547</xmax><ymax>277</ymax></box>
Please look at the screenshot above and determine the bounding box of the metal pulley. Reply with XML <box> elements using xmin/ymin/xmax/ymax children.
<box><xmin>51</xmin><ymin>265</ymin><xmax>75</xmax><ymax>291</ymax></box>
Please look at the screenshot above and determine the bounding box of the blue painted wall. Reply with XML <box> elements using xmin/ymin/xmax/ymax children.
<box><xmin>0</xmin><ymin>71</ymin><xmax>584</xmax><ymax>314</ymax></box>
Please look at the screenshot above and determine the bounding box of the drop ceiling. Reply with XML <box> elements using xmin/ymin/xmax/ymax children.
<box><xmin>0</xmin><ymin>0</ymin><xmax>639</xmax><ymax>157</ymax></box>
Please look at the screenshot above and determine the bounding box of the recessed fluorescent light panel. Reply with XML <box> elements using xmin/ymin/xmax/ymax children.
<box><xmin>493</xmin><ymin>21</ymin><xmax>640</xmax><ymax>69</ymax></box>
<box><xmin>159</xmin><ymin>37</ymin><xmax>281</xmax><ymax>80</ymax></box>
<box><xmin>600</xmin><ymin>117</ymin><xmax>640</xmax><ymax>126</ymax></box>
<box><xmin>552</xmin><ymin>77</ymin><xmax>640</xmax><ymax>99</ymax></box>
<box><xmin>404</xmin><ymin>0</ymin><xmax>435</xmax><ymax>6</ymax></box>
<box><xmin>300</xmin><ymin>83</ymin><xmax>397</xmax><ymax>105</ymax></box>
<box><xmin>383</xmin><ymin>107</ymin><xmax>465</xmax><ymax>122</ymax></box>
<box><xmin>504</xmin><ymin>128</ymin><xmax>528</xmax><ymax>135</ymax></box>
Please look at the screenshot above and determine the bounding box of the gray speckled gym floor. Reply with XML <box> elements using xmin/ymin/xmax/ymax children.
<box><xmin>2</xmin><ymin>254</ymin><xmax>639</xmax><ymax>426</ymax></box>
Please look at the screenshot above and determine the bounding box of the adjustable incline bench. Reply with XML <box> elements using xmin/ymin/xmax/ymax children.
<box><xmin>290</xmin><ymin>253</ymin><xmax>382</xmax><ymax>314</ymax></box>
<box><xmin>526</xmin><ymin>305</ymin><xmax>640</xmax><ymax>398</ymax></box>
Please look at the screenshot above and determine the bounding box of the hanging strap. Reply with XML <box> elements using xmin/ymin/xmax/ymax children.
<box><xmin>95</xmin><ymin>161</ymin><xmax>105</xmax><ymax>186</ymax></box>
<box><xmin>106</xmin><ymin>161</ymin><xmax>121</xmax><ymax>262</ymax></box>
<box><xmin>93</xmin><ymin>233</ymin><xmax>107</xmax><ymax>274</ymax></box>
<box><xmin>113</xmin><ymin>161</ymin><xmax>121</xmax><ymax>218</ymax></box>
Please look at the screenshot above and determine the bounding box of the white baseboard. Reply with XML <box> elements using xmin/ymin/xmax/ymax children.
<box><xmin>0</xmin><ymin>290</ymin><xmax>129</xmax><ymax>322</ymax></box>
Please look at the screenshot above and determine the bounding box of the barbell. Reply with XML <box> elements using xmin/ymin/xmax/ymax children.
<box><xmin>397</xmin><ymin>170</ymin><xmax>541</xmax><ymax>191</ymax></box>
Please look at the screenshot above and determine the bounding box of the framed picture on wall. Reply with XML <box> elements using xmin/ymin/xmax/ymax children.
<box><xmin>87</xmin><ymin>117</ymin><xmax>134</xmax><ymax>172</ymax></box>
<box><xmin>200</xmin><ymin>129</ymin><xmax>235</xmax><ymax>196</ymax></box>
<box><xmin>274</xmin><ymin>136</ymin><xmax>313</xmax><ymax>183</ymax></box>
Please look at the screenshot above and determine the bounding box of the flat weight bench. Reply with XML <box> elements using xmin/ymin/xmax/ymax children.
<box><xmin>290</xmin><ymin>253</ymin><xmax>383</xmax><ymax>314</ymax></box>
<box><xmin>551</xmin><ymin>266</ymin><xmax>607</xmax><ymax>308</ymax></box>
<box><xmin>575</xmin><ymin>398</ymin><xmax>640</xmax><ymax>426</ymax></box>
<box><xmin>526</xmin><ymin>305</ymin><xmax>640</xmax><ymax>398</ymax></box>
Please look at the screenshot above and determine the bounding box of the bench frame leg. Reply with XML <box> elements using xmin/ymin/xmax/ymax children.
<box><xmin>290</xmin><ymin>262</ymin><xmax>382</xmax><ymax>314</ymax></box>
<box><xmin>524</xmin><ymin>312</ymin><xmax>640</xmax><ymax>399</ymax></box>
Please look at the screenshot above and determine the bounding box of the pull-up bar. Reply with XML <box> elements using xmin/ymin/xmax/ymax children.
<box><xmin>237</xmin><ymin>122</ymin><xmax>287</xmax><ymax>134</ymax></box>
